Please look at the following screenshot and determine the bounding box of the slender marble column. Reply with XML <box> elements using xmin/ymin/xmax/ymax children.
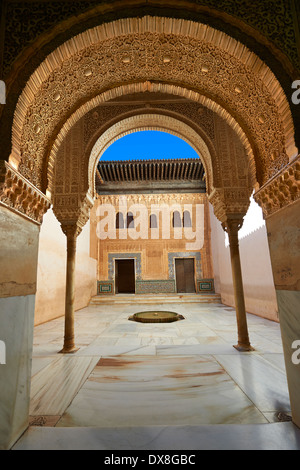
<box><xmin>223</xmin><ymin>217</ymin><xmax>254</xmax><ymax>352</ymax></box>
<box><xmin>60</xmin><ymin>225</ymin><xmax>79</xmax><ymax>354</ymax></box>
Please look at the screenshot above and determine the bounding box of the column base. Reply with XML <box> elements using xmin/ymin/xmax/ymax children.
<box><xmin>58</xmin><ymin>346</ymin><xmax>79</xmax><ymax>354</ymax></box>
<box><xmin>233</xmin><ymin>343</ymin><xmax>255</xmax><ymax>352</ymax></box>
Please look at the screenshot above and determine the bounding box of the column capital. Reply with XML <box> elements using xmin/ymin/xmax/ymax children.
<box><xmin>60</xmin><ymin>222</ymin><xmax>81</xmax><ymax>239</ymax></box>
<box><xmin>53</xmin><ymin>190</ymin><xmax>94</xmax><ymax>238</ymax></box>
<box><xmin>208</xmin><ymin>187</ymin><xmax>251</xmax><ymax>224</ymax></box>
<box><xmin>221</xmin><ymin>214</ymin><xmax>244</xmax><ymax>234</ymax></box>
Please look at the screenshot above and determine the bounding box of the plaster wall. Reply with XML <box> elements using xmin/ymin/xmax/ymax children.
<box><xmin>0</xmin><ymin>205</ymin><xmax>39</xmax><ymax>449</ymax></box>
<box><xmin>34</xmin><ymin>208</ymin><xmax>97</xmax><ymax>326</ymax></box>
<box><xmin>209</xmin><ymin>204</ymin><xmax>278</xmax><ymax>322</ymax></box>
<box><xmin>266</xmin><ymin>199</ymin><xmax>300</xmax><ymax>427</ymax></box>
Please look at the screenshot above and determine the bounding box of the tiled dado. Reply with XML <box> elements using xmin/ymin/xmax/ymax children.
<box><xmin>168</xmin><ymin>252</ymin><xmax>202</xmax><ymax>279</ymax></box>
<box><xmin>97</xmin><ymin>279</ymin><xmax>176</xmax><ymax>294</ymax></box>
<box><xmin>97</xmin><ymin>279</ymin><xmax>214</xmax><ymax>294</ymax></box>
<box><xmin>108</xmin><ymin>253</ymin><xmax>142</xmax><ymax>281</ymax></box>
<box><xmin>135</xmin><ymin>280</ymin><xmax>175</xmax><ymax>294</ymax></box>
<box><xmin>197</xmin><ymin>279</ymin><xmax>215</xmax><ymax>293</ymax></box>
<box><xmin>97</xmin><ymin>281</ymin><xmax>114</xmax><ymax>295</ymax></box>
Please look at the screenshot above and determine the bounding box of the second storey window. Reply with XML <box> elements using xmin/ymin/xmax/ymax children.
<box><xmin>183</xmin><ymin>210</ymin><xmax>192</xmax><ymax>227</ymax></box>
<box><xmin>116</xmin><ymin>212</ymin><xmax>124</xmax><ymax>229</ymax></box>
<box><xmin>150</xmin><ymin>214</ymin><xmax>158</xmax><ymax>229</ymax></box>
<box><xmin>126</xmin><ymin>212</ymin><xmax>135</xmax><ymax>229</ymax></box>
<box><xmin>172</xmin><ymin>211</ymin><xmax>182</xmax><ymax>228</ymax></box>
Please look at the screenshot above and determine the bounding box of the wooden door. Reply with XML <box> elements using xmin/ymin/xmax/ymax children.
<box><xmin>116</xmin><ymin>259</ymin><xmax>135</xmax><ymax>293</ymax></box>
<box><xmin>175</xmin><ymin>258</ymin><xmax>196</xmax><ymax>293</ymax></box>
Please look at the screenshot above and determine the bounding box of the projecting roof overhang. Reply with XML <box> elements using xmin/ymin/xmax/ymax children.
<box><xmin>96</xmin><ymin>158</ymin><xmax>206</xmax><ymax>194</ymax></box>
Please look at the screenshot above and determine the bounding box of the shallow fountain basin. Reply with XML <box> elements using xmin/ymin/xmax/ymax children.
<box><xmin>129</xmin><ymin>311</ymin><xmax>184</xmax><ymax>323</ymax></box>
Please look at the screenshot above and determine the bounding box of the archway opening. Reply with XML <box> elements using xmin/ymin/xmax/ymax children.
<box><xmin>1</xmin><ymin>8</ymin><xmax>298</xmax><ymax>451</ymax></box>
<box><xmin>100</xmin><ymin>130</ymin><xmax>200</xmax><ymax>161</ymax></box>
<box><xmin>94</xmin><ymin>129</ymin><xmax>208</xmax><ymax>299</ymax></box>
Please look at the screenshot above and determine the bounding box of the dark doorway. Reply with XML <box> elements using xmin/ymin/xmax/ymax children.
<box><xmin>175</xmin><ymin>258</ymin><xmax>196</xmax><ymax>293</ymax></box>
<box><xmin>115</xmin><ymin>259</ymin><xmax>135</xmax><ymax>294</ymax></box>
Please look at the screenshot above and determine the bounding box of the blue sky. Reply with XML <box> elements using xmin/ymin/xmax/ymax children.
<box><xmin>101</xmin><ymin>130</ymin><xmax>199</xmax><ymax>161</ymax></box>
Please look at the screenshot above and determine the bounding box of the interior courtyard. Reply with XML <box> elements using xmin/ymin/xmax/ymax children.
<box><xmin>12</xmin><ymin>301</ymin><xmax>300</xmax><ymax>450</ymax></box>
<box><xmin>0</xmin><ymin>0</ymin><xmax>300</xmax><ymax>451</ymax></box>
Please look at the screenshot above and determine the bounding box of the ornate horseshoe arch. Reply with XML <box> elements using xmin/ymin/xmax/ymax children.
<box><xmin>48</xmin><ymin>81</ymin><xmax>255</xmax><ymax>201</ymax></box>
<box><xmin>86</xmin><ymin>113</ymin><xmax>215</xmax><ymax>198</ymax></box>
<box><xmin>9</xmin><ymin>16</ymin><xmax>297</xmax><ymax>195</ymax></box>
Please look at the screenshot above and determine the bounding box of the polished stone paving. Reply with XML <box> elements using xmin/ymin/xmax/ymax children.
<box><xmin>13</xmin><ymin>301</ymin><xmax>300</xmax><ymax>450</ymax></box>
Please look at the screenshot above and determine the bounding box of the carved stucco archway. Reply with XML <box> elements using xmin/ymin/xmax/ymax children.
<box><xmin>86</xmin><ymin>113</ymin><xmax>215</xmax><ymax>198</ymax></box>
<box><xmin>10</xmin><ymin>16</ymin><xmax>298</xmax><ymax>194</ymax></box>
<box><xmin>49</xmin><ymin>82</ymin><xmax>255</xmax><ymax>199</ymax></box>
<box><xmin>52</xmin><ymin>98</ymin><xmax>253</xmax><ymax>232</ymax></box>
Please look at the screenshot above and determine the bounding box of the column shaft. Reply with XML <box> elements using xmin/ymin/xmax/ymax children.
<box><xmin>227</xmin><ymin>221</ymin><xmax>254</xmax><ymax>351</ymax></box>
<box><xmin>60</xmin><ymin>230</ymin><xmax>78</xmax><ymax>353</ymax></box>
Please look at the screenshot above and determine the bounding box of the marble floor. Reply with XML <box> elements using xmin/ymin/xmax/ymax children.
<box><xmin>13</xmin><ymin>301</ymin><xmax>300</xmax><ymax>450</ymax></box>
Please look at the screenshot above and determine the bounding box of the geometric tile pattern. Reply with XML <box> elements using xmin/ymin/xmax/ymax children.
<box><xmin>135</xmin><ymin>280</ymin><xmax>176</xmax><ymax>294</ymax></box>
<box><xmin>197</xmin><ymin>279</ymin><xmax>215</xmax><ymax>294</ymax></box>
<box><xmin>97</xmin><ymin>281</ymin><xmax>114</xmax><ymax>295</ymax></box>
<box><xmin>108</xmin><ymin>253</ymin><xmax>142</xmax><ymax>281</ymax></box>
<box><xmin>168</xmin><ymin>251</ymin><xmax>202</xmax><ymax>279</ymax></box>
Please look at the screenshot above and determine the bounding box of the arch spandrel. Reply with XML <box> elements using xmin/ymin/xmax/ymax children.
<box><xmin>10</xmin><ymin>17</ymin><xmax>297</xmax><ymax>194</ymax></box>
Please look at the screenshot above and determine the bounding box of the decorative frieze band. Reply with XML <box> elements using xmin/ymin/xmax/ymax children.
<box><xmin>97</xmin><ymin>192</ymin><xmax>206</xmax><ymax>206</ymax></box>
<box><xmin>254</xmin><ymin>155</ymin><xmax>300</xmax><ymax>219</ymax></box>
<box><xmin>0</xmin><ymin>160</ymin><xmax>50</xmax><ymax>224</ymax></box>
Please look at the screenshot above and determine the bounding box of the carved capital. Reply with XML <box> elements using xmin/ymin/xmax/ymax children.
<box><xmin>0</xmin><ymin>160</ymin><xmax>51</xmax><ymax>224</ymax></box>
<box><xmin>221</xmin><ymin>214</ymin><xmax>244</xmax><ymax>248</ymax></box>
<box><xmin>53</xmin><ymin>191</ymin><xmax>94</xmax><ymax>238</ymax></box>
<box><xmin>254</xmin><ymin>155</ymin><xmax>300</xmax><ymax>219</ymax></box>
<box><xmin>60</xmin><ymin>222</ymin><xmax>81</xmax><ymax>239</ymax></box>
<box><xmin>208</xmin><ymin>187</ymin><xmax>251</xmax><ymax>224</ymax></box>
